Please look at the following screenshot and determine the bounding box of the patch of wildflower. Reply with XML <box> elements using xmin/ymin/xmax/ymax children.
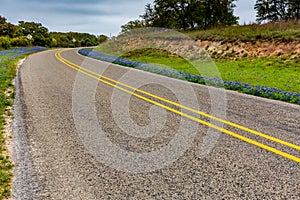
<box><xmin>79</xmin><ymin>48</ymin><xmax>300</xmax><ymax>105</ymax></box>
<box><xmin>0</xmin><ymin>47</ymin><xmax>47</xmax><ymax>62</ymax></box>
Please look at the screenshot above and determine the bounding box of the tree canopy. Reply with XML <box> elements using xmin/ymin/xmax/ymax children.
<box><xmin>255</xmin><ymin>0</ymin><xmax>300</xmax><ymax>22</ymax></box>
<box><xmin>121</xmin><ymin>0</ymin><xmax>239</xmax><ymax>33</ymax></box>
<box><xmin>0</xmin><ymin>15</ymin><xmax>108</xmax><ymax>49</ymax></box>
<box><xmin>0</xmin><ymin>16</ymin><xmax>16</xmax><ymax>37</ymax></box>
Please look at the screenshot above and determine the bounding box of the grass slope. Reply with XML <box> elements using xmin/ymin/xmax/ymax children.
<box><xmin>0</xmin><ymin>47</ymin><xmax>46</xmax><ymax>199</ymax></box>
<box><xmin>188</xmin><ymin>20</ymin><xmax>300</xmax><ymax>42</ymax></box>
<box><xmin>112</xmin><ymin>20</ymin><xmax>300</xmax><ymax>43</ymax></box>
<box><xmin>123</xmin><ymin>49</ymin><xmax>300</xmax><ymax>93</ymax></box>
<box><xmin>81</xmin><ymin>21</ymin><xmax>300</xmax><ymax>104</ymax></box>
<box><xmin>0</xmin><ymin>57</ymin><xmax>16</xmax><ymax>199</ymax></box>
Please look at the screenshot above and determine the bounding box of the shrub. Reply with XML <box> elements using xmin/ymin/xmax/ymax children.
<box><xmin>0</xmin><ymin>37</ymin><xmax>11</xmax><ymax>49</ymax></box>
<box><xmin>50</xmin><ymin>38</ymin><xmax>57</xmax><ymax>47</ymax></box>
<box><xmin>10</xmin><ymin>36</ymin><xmax>29</xmax><ymax>47</ymax></box>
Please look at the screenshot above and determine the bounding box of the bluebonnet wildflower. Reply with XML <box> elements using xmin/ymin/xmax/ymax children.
<box><xmin>79</xmin><ymin>48</ymin><xmax>300</xmax><ymax>105</ymax></box>
<box><xmin>0</xmin><ymin>47</ymin><xmax>47</xmax><ymax>63</ymax></box>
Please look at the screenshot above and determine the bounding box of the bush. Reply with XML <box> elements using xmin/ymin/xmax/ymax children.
<box><xmin>10</xmin><ymin>36</ymin><xmax>29</xmax><ymax>47</ymax></box>
<box><xmin>50</xmin><ymin>38</ymin><xmax>57</xmax><ymax>47</ymax></box>
<box><xmin>0</xmin><ymin>37</ymin><xmax>11</xmax><ymax>49</ymax></box>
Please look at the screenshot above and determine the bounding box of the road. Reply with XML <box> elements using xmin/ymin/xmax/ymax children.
<box><xmin>13</xmin><ymin>49</ymin><xmax>299</xmax><ymax>199</ymax></box>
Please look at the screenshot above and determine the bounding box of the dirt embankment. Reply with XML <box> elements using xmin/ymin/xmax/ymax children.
<box><xmin>198</xmin><ymin>40</ymin><xmax>300</xmax><ymax>58</ymax></box>
<box><xmin>110</xmin><ymin>37</ymin><xmax>300</xmax><ymax>60</ymax></box>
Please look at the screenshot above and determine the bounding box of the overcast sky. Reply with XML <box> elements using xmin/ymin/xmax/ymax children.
<box><xmin>1</xmin><ymin>0</ymin><xmax>257</xmax><ymax>36</ymax></box>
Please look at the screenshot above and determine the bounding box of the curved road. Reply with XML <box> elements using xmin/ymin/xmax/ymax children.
<box><xmin>13</xmin><ymin>49</ymin><xmax>299</xmax><ymax>199</ymax></box>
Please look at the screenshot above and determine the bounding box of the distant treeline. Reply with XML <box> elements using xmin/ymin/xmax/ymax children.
<box><xmin>0</xmin><ymin>16</ymin><xmax>108</xmax><ymax>49</ymax></box>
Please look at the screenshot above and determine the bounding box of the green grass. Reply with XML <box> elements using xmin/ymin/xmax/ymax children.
<box><xmin>187</xmin><ymin>26</ymin><xmax>300</xmax><ymax>43</ymax></box>
<box><xmin>119</xmin><ymin>49</ymin><xmax>300</xmax><ymax>93</ymax></box>
<box><xmin>91</xmin><ymin>21</ymin><xmax>300</xmax><ymax>98</ymax></box>
<box><xmin>110</xmin><ymin>20</ymin><xmax>300</xmax><ymax>43</ymax></box>
<box><xmin>79</xmin><ymin>20</ymin><xmax>300</xmax><ymax>105</ymax></box>
<box><xmin>94</xmin><ymin>42</ymin><xmax>126</xmax><ymax>56</ymax></box>
<box><xmin>0</xmin><ymin>57</ymin><xmax>16</xmax><ymax>199</ymax></box>
<box><xmin>0</xmin><ymin>47</ymin><xmax>46</xmax><ymax>199</ymax></box>
<box><xmin>216</xmin><ymin>57</ymin><xmax>300</xmax><ymax>93</ymax></box>
<box><xmin>121</xmin><ymin>48</ymin><xmax>196</xmax><ymax>73</ymax></box>
<box><xmin>185</xmin><ymin>20</ymin><xmax>300</xmax><ymax>42</ymax></box>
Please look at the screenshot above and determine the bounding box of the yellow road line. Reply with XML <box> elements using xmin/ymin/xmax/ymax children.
<box><xmin>57</xmin><ymin>50</ymin><xmax>300</xmax><ymax>152</ymax></box>
<box><xmin>55</xmin><ymin>50</ymin><xmax>300</xmax><ymax>163</ymax></box>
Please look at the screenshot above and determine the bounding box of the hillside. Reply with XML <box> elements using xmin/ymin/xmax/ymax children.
<box><xmin>187</xmin><ymin>20</ymin><xmax>300</xmax><ymax>43</ymax></box>
<box><xmin>99</xmin><ymin>21</ymin><xmax>300</xmax><ymax>57</ymax></box>
<box><xmin>82</xmin><ymin>21</ymin><xmax>300</xmax><ymax>104</ymax></box>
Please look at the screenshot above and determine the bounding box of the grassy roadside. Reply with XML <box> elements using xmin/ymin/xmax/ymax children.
<box><xmin>79</xmin><ymin>47</ymin><xmax>300</xmax><ymax>104</ymax></box>
<box><xmin>122</xmin><ymin>49</ymin><xmax>300</xmax><ymax>93</ymax></box>
<box><xmin>0</xmin><ymin>57</ymin><xmax>15</xmax><ymax>199</ymax></box>
<box><xmin>215</xmin><ymin>56</ymin><xmax>300</xmax><ymax>93</ymax></box>
<box><xmin>79</xmin><ymin>21</ymin><xmax>300</xmax><ymax>104</ymax></box>
<box><xmin>0</xmin><ymin>47</ymin><xmax>47</xmax><ymax>199</ymax></box>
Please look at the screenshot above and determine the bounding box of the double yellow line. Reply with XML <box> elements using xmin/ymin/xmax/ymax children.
<box><xmin>55</xmin><ymin>49</ymin><xmax>300</xmax><ymax>163</ymax></box>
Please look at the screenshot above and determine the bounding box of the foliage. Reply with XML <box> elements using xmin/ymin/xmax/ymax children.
<box><xmin>79</xmin><ymin>48</ymin><xmax>300</xmax><ymax>105</ymax></box>
<box><xmin>18</xmin><ymin>21</ymin><xmax>50</xmax><ymax>46</ymax></box>
<box><xmin>255</xmin><ymin>0</ymin><xmax>300</xmax><ymax>22</ymax></box>
<box><xmin>0</xmin><ymin>37</ymin><xmax>11</xmax><ymax>50</ymax></box>
<box><xmin>49</xmin><ymin>32</ymin><xmax>101</xmax><ymax>47</ymax></box>
<box><xmin>0</xmin><ymin>15</ymin><xmax>108</xmax><ymax>48</ymax></box>
<box><xmin>97</xmin><ymin>34</ymin><xmax>109</xmax><ymax>43</ymax></box>
<box><xmin>121</xmin><ymin>20</ymin><xmax>147</xmax><ymax>33</ymax></box>
<box><xmin>122</xmin><ymin>0</ymin><xmax>239</xmax><ymax>32</ymax></box>
<box><xmin>10</xmin><ymin>36</ymin><xmax>29</xmax><ymax>47</ymax></box>
<box><xmin>0</xmin><ymin>16</ymin><xmax>16</xmax><ymax>38</ymax></box>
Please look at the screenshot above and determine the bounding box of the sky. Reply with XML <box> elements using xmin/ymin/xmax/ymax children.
<box><xmin>1</xmin><ymin>0</ymin><xmax>257</xmax><ymax>36</ymax></box>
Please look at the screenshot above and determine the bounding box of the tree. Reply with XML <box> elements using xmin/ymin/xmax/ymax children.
<box><xmin>0</xmin><ymin>15</ymin><xmax>105</xmax><ymax>48</ymax></box>
<box><xmin>0</xmin><ymin>36</ymin><xmax>11</xmax><ymax>49</ymax></box>
<box><xmin>255</xmin><ymin>0</ymin><xmax>300</xmax><ymax>22</ymax></box>
<box><xmin>10</xmin><ymin>36</ymin><xmax>29</xmax><ymax>47</ymax></box>
<box><xmin>50</xmin><ymin>38</ymin><xmax>57</xmax><ymax>47</ymax></box>
<box><xmin>18</xmin><ymin>21</ymin><xmax>50</xmax><ymax>46</ymax></box>
<box><xmin>288</xmin><ymin>0</ymin><xmax>300</xmax><ymax>19</ymax></box>
<box><xmin>136</xmin><ymin>0</ymin><xmax>238</xmax><ymax>30</ymax></box>
<box><xmin>97</xmin><ymin>34</ymin><xmax>108</xmax><ymax>43</ymax></box>
<box><xmin>199</xmin><ymin>0</ymin><xmax>239</xmax><ymax>28</ymax></box>
<box><xmin>0</xmin><ymin>16</ymin><xmax>16</xmax><ymax>37</ymax></box>
<box><xmin>141</xmin><ymin>3</ymin><xmax>156</xmax><ymax>26</ymax></box>
<box><xmin>121</xmin><ymin>20</ymin><xmax>146</xmax><ymax>33</ymax></box>
<box><xmin>49</xmin><ymin>32</ymin><xmax>100</xmax><ymax>47</ymax></box>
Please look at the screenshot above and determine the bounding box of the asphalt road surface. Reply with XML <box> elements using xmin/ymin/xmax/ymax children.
<box><xmin>12</xmin><ymin>49</ymin><xmax>300</xmax><ymax>199</ymax></box>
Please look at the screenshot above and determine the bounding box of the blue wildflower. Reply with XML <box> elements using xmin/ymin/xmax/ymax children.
<box><xmin>79</xmin><ymin>48</ymin><xmax>300</xmax><ymax>105</ymax></box>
